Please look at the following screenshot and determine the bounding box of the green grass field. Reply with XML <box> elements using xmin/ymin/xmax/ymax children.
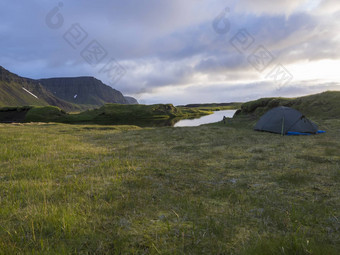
<box><xmin>178</xmin><ymin>103</ymin><xmax>242</xmax><ymax>112</ymax></box>
<box><xmin>0</xmin><ymin>119</ymin><xmax>339</xmax><ymax>254</ymax></box>
<box><xmin>0</xmin><ymin>104</ymin><xmax>212</xmax><ymax>127</ymax></box>
<box><xmin>237</xmin><ymin>91</ymin><xmax>340</xmax><ymax>120</ymax></box>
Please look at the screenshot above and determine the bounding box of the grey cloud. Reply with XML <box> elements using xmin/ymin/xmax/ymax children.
<box><xmin>0</xmin><ymin>0</ymin><xmax>339</xmax><ymax>104</ymax></box>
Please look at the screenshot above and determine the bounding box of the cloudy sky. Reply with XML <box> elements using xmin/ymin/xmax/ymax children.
<box><xmin>1</xmin><ymin>0</ymin><xmax>339</xmax><ymax>104</ymax></box>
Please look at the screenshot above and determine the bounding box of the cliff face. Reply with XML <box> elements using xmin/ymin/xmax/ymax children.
<box><xmin>0</xmin><ymin>65</ymin><xmax>139</xmax><ymax>111</ymax></box>
<box><xmin>39</xmin><ymin>77</ymin><xmax>138</xmax><ymax>106</ymax></box>
<box><xmin>0</xmin><ymin>66</ymin><xmax>77</xmax><ymax>111</ymax></box>
<box><xmin>124</xmin><ymin>96</ymin><xmax>139</xmax><ymax>104</ymax></box>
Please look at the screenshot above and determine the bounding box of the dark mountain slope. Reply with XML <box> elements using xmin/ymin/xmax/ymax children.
<box><xmin>0</xmin><ymin>65</ymin><xmax>138</xmax><ymax>111</ymax></box>
<box><xmin>124</xmin><ymin>96</ymin><xmax>139</xmax><ymax>104</ymax></box>
<box><xmin>0</xmin><ymin>66</ymin><xmax>78</xmax><ymax>111</ymax></box>
<box><xmin>39</xmin><ymin>77</ymin><xmax>134</xmax><ymax>106</ymax></box>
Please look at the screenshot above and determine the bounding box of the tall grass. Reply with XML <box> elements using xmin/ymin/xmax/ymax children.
<box><xmin>0</xmin><ymin>121</ymin><xmax>339</xmax><ymax>254</ymax></box>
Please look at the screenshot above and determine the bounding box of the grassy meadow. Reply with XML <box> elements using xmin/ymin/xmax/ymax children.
<box><xmin>236</xmin><ymin>91</ymin><xmax>340</xmax><ymax>120</ymax></box>
<box><xmin>0</xmin><ymin>104</ymin><xmax>212</xmax><ymax>127</ymax></box>
<box><xmin>178</xmin><ymin>103</ymin><xmax>242</xmax><ymax>112</ymax></box>
<box><xmin>0</xmin><ymin>118</ymin><xmax>339</xmax><ymax>254</ymax></box>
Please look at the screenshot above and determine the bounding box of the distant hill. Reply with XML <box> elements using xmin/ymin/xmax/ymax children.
<box><xmin>0</xmin><ymin>103</ymin><xmax>209</xmax><ymax>127</ymax></box>
<box><xmin>179</xmin><ymin>103</ymin><xmax>241</xmax><ymax>108</ymax></box>
<box><xmin>178</xmin><ymin>102</ymin><xmax>242</xmax><ymax>111</ymax></box>
<box><xmin>39</xmin><ymin>77</ymin><xmax>138</xmax><ymax>106</ymax></box>
<box><xmin>235</xmin><ymin>91</ymin><xmax>340</xmax><ymax>119</ymax></box>
<box><xmin>0</xmin><ymin>66</ymin><xmax>79</xmax><ymax>112</ymax></box>
<box><xmin>124</xmin><ymin>96</ymin><xmax>139</xmax><ymax>104</ymax></box>
<box><xmin>0</xmin><ymin>65</ymin><xmax>138</xmax><ymax>112</ymax></box>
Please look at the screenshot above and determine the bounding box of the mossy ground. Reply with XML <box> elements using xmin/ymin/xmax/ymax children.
<box><xmin>236</xmin><ymin>91</ymin><xmax>340</xmax><ymax>120</ymax></box>
<box><xmin>0</xmin><ymin>118</ymin><xmax>339</xmax><ymax>254</ymax></box>
<box><xmin>0</xmin><ymin>104</ymin><xmax>212</xmax><ymax>126</ymax></box>
<box><xmin>178</xmin><ymin>103</ymin><xmax>242</xmax><ymax>112</ymax></box>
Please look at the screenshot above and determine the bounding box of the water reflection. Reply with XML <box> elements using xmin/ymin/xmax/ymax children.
<box><xmin>174</xmin><ymin>110</ymin><xmax>237</xmax><ymax>127</ymax></box>
<box><xmin>79</xmin><ymin>110</ymin><xmax>237</xmax><ymax>127</ymax></box>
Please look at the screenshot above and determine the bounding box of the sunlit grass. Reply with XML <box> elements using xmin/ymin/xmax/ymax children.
<box><xmin>0</xmin><ymin>121</ymin><xmax>339</xmax><ymax>254</ymax></box>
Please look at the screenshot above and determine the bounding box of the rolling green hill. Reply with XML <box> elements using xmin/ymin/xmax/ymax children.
<box><xmin>235</xmin><ymin>91</ymin><xmax>340</xmax><ymax>120</ymax></box>
<box><xmin>0</xmin><ymin>104</ymin><xmax>210</xmax><ymax>126</ymax></box>
<box><xmin>60</xmin><ymin>104</ymin><xmax>183</xmax><ymax>126</ymax></box>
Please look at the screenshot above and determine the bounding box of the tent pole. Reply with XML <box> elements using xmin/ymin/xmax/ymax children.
<box><xmin>281</xmin><ymin>116</ymin><xmax>285</xmax><ymax>136</ymax></box>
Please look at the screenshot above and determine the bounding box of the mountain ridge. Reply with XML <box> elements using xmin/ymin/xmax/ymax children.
<box><xmin>0</xmin><ymin>66</ymin><xmax>80</xmax><ymax>111</ymax></box>
<box><xmin>39</xmin><ymin>77</ymin><xmax>131</xmax><ymax>106</ymax></box>
<box><xmin>0</xmin><ymin>66</ymin><xmax>138</xmax><ymax>111</ymax></box>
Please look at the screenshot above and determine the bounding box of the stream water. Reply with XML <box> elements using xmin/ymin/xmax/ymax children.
<box><xmin>174</xmin><ymin>110</ymin><xmax>237</xmax><ymax>127</ymax></box>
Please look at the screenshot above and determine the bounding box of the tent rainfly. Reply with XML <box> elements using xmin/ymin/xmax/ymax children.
<box><xmin>254</xmin><ymin>106</ymin><xmax>319</xmax><ymax>135</ymax></box>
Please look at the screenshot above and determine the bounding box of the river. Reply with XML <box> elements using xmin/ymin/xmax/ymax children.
<box><xmin>174</xmin><ymin>110</ymin><xmax>237</xmax><ymax>127</ymax></box>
